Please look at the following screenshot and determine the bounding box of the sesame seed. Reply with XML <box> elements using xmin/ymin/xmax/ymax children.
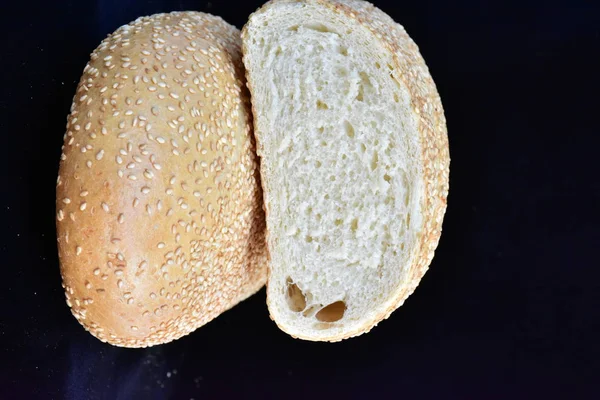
<box><xmin>93</xmin><ymin>268</ymin><xmax>100</xmax><ymax>275</ymax></box>
<box><xmin>118</xmin><ymin>213</ymin><xmax>124</xmax><ymax>223</ymax></box>
<box><xmin>80</xmin><ymin>202</ymin><xmax>87</xmax><ymax>211</ymax></box>
<box><xmin>101</xmin><ymin>202</ymin><xmax>109</xmax><ymax>212</ymax></box>
<box><xmin>95</xmin><ymin>150</ymin><xmax>104</xmax><ymax>160</ymax></box>
<box><xmin>157</xmin><ymin>242</ymin><xmax>165</xmax><ymax>249</ymax></box>
<box><xmin>63</xmin><ymin>198</ymin><xmax>71</xmax><ymax>204</ymax></box>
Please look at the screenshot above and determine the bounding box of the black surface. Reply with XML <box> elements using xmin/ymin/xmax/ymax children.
<box><xmin>1</xmin><ymin>0</ymin><xmax>599</xmax><ymax>398</ymax></box>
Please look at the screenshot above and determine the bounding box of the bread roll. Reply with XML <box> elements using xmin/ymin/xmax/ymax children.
<box><xmin>242</xmin><ymin>0</ymin><xmax>449</xmax><ymax>341</ymax></box>
<box><xmin>56</xmin><ymin>12</ymin><xmax>267</xmax><ymax>347</ymax></box>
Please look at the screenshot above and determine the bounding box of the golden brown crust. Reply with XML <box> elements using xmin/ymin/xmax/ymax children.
<box><xmin>57</xmin><ymin>12</ymin><xmax>267</xmax><ymax>347</ymax></box>
<box><xmin>242</xmin><ymin>0</ymin><xmax>449</xmax><ymax>342</ymax></box>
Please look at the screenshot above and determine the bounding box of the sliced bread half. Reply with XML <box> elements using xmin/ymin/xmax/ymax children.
<box><xmin>242</xmin><ymin>0</ymin><xmax>449</xmax><ymax>341</ymax></box>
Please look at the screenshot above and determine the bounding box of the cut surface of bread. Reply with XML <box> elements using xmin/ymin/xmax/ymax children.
<box><xmin>242</xmin><ymin>0</ymin><xmax>449</xmax><ymax>341</ymax></box>
<box><xmin>56</xmin><ymin>12</ymin><xmax>267</xmax><ymax>347</ymax></box>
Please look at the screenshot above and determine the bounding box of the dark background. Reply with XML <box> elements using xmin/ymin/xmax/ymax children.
<box><xmin>1</xmin><ymin>0</ymin><xmax>599</xmax><ymax>398</ymax></box>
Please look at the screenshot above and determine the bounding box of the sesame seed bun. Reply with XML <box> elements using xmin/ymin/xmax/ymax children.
<box><xmin>56</xmin><ymin>12</ymin><xmax>267</xmax><ymax>347</ymax></box>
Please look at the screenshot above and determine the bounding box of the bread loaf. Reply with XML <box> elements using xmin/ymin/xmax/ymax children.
<box><xmin>242</xmin><ymin>0</ymin><xmax>449</xmax><ymax>341</ymax></box>
<box><xmin>56</xmin><ymin>12</ymin><xmax>267</xmax><ymax>347</ymax></box>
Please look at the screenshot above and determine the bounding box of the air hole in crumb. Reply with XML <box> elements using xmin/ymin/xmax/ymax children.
<box><xmin>305</xmin><ymin>235</ymin><xmax>313</xmax><ymax>243</ymax></box>
<box><xmin>275</xmin><ymin>47</ymin><xmax>282</xmax><ymax>56</ymax></box>
<box><xmin>406</xmin><ymin>213</ymin><xmax>411</xmax><ymax>228</ymax></box>
<box><xmin>315</xmin><ymin>161</ymin><xmax>322</xmax><ymax>168</ymax></box>
<box><xmin>360</xmin><ymin>143</ymin><xmax>367</xmax><ymax>152</ymax></box>
<box><xmin>303</xmin><ymin>23</ymin><xmax>334</xmax><ymax>33</ymax></box>
<box><xmin>342</xmin><ymin>154</ymin><xmax>347</xmax><ymax>160</ymax></box>
<box><xmin>329</xmin><ymin>175</ymin><xmax>335</xmax><ymax>182</ymax></box>
<box><xmin>324</xmin><ymin>194</ymin><xmax>330</xmax><ymax>200</ymax></box>
<box><xmin>286</xmin><ymin>278</ymin><xmax>306</xmax><ymax>312</ymax></box>
<box><xmin>400</xmin><ymin>243</ymin><xmax>405</xmax><ymax>250</ymax></box>
<box><xmin>318</xmin><ymin>127</ymin><xmax>324</xmax><ymax>133</ymax></box>
<box><xmin>316</xmin><ymin>213</ymin><xmax>322</xmax><ymax>221</ymax></box>
<box><xmin>338</xmin><ymin>45</ymin><xmax>349</xmax><ymax>56</ymax></box>
<box><xmin>371</xmin><ymin>151</ymin><xmax>379</xmax><ymax>170</ymax></box>
<box><xmin>302</xmin><ymin>305</ymin><xmax>320</xmax><ymax>318</ymax></box>
<box><xmin>375</xmin><ymin>62</ymin><xmax>381</xmax><ymax>69</ymax></box>
<box><xmin>316</xmin><ymin>100</ymin><xmax>329</xmax><ymax>110</ymax></box>
<box><xmin>334</xmin><ymin>219</ymin><xmax>343</xmax><ymax>226</ymax></box>
<box><xmin>343</xmin><ymin>120</ymin><xmax>355</xmax><ymax>138</ymax></box>
<box><xmin>356</xmin><ymin>85</ymin><xmax>364</xmax><ymax>102</ymax></box>
<box><xmin>288</xmin><ymin>25</ymin><xmax>298</xmax><ymax>31</ymax></box>
<box><xmin>384</xmin><ymin>174</ymin><xmax>391</xmax><ymax>182</ymax></box>
<box><xmin>355</xmin><ymin>72</ymin><xmax>372</xmax><ymax>102</ymax></box>
<box><xmin>321</xmin><ymin>140</ymin><xmax>328</xmax><ymax>147</ymax></box>
<box><xmin>394</xmin><ymin>93</ymin><xmax>399</xmax><ymax>103</ymax></box>
<box><xmin>316</xmin><ymin>301</ymin><xmax>346</xmax><ymax>322</ymax></box>
<box><xmin>351</xmin><ymin>218</ymin><xmax>358</xmax><ymax>232</ymax></box>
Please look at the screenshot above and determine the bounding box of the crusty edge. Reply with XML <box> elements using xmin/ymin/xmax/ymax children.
<box><xmin>242</xmin><ymin>0</ymin><xmax>449</xmax><ymax>341</ymax></box>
